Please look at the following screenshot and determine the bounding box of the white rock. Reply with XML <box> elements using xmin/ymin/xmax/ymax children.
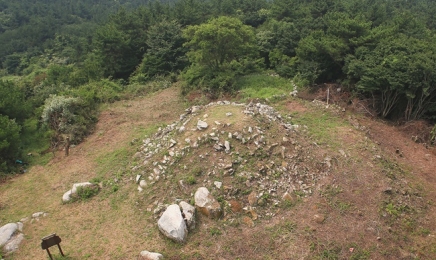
<box><xmin>136</xmin><ymin>174</ymin><xmax>142</xmax><ymax>183</ymax></box>
<box><xmin>3</xmin><ymin>233</ymin><xmax>24</xmax><ymax>253</ymax></box>
<box><xmin>226</xmin><ymin>112</ymin><xmax>232</xmax><ymax>117</ymax></box>
<box><xmin>224</xmin><ymin>141</ymin><xmax>230</xmax><ymax>152</ymax></box>
<box><xmin>140</xmin><ymin>180</ymin><xmax>147</xmax><ymax>188</ymax></box>
<box><xmin>139</xmin><ymin>250</ymin><xmax>163</xmax><ymax>260</ymax></box>
<box><xmin>194</xmin><ymin>187</ymin><xmax>222</xmax><ymax>219</ymax></box>
<box><xmin>17</xmin><ymin>222</ymin><xmax>23</xmax><ymax>232</ymax></box>
<box><xmin>214</xmin><ymin>181</ymin><xmax>222</xmax><ymax>189</ymax></box>
<box><xmin>157</xmin><ymin>204</ymin><xmax>187</xmax><ymax>243</ymax></box>
<box><xmin>0</xmin><ymin>223</ymin><xmax>18</xmax><ymax>247</ymax></box>
<box><xmin>179</xmin><ymin>201</ymin><xmax>196</xmax><ymax>230</ymax></box>
<box><xmin>138</xmin><ymin>186</ymin><xmax>143</xmax><ymax>192</ymax></box>
<box><xmin>32</xmin><ymin>212</ymin><xmax>45</xmax><ymax>218</ymax></box>
<box><xmin>62</xmin><ymin>190</ymin><xmax>73</xmax><ymax>202</ymax></box>
<box><xmin>191</xmin><ymin>106</ymin><xmax>201</xmax><ymax>113</ymax></box>
<box><xmin>197</xmin><ymin>120</ymin><xmax>208</xmax><ymax>130</ymax></box>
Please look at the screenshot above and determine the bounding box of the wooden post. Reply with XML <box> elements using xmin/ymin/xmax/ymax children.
<box><xmin>65</xmin><ymin>137</ymin><xmax>70</xmax><ymax>156</ymax></box>
<box><xmin>45</xmin><ymin>248</ymin><xmax>53</xmax><ymax>260</ymax></box>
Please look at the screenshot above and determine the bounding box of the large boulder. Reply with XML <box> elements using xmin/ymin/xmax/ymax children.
<box><xmin>3</xmin><ymin>233</ymin><xmax>24</xmax><ymax>253</ymax></box>
<box><xmin>139</xmin><ymin>250</ymin><xmax>164</xmax><ymax>260</ymax></box>
<box><xmin>0</xmin><ymin>223</ymin><xmax>18</xmax><ymax>247</ymax></box>
<box><xmin>157</xmin><ymin>204</ymin><xmax>187</xmax><ymax>243</ymax></box>
<box><xmin>194</xmin><ymin>187</ymin><xmax>222</xmax><ymax>219</ymax></box>
<box><xmin>179</xmin><ymin>201</ymin><xmax>196</xmax><ymax>230</ymax></box>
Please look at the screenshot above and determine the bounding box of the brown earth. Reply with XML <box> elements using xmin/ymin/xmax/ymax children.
<box><xmin>1</xmin><ymin>86</ymin><xmax>436</xmax><ymax>259</ymax></box>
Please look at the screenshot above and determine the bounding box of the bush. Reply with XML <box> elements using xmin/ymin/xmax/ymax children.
<box><xmin>41</xmin><ymin>94</ymin><xmax>97</xmax><ymax>146</ymax></box>
<box><xmin>71</xmin><ymin>185</ymin><xmax>100</xmax><ymax>201</ymax></box>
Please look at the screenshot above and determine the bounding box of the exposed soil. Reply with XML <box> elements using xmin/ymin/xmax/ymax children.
<box><xmin>1</xmin><ymin>86</ymin><xmax>436</xmax><ymax>259</ymax></box>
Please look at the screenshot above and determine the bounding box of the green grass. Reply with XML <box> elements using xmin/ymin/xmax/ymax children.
<box><xmin>20</xmin><ymin>118</ymin><xmax>52</xmax><ymax>165</ymax></box>
<box><xmin>292</xmin><ymin>111</ymin><xmax>347</xmax><ymax>147</ymax></box>
<box><xmin>235</xmin><ymin>74</ymin><xmax>293</xmax><ymax>100</ymax></box>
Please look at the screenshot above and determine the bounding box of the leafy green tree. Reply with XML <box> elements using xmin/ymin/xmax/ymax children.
<box><xmin>0</xmin><ymin>80</ymin><xmax>31</xmax><ymax>122</ymax></box>
<box><xmin>345</xmin><ymin>34</ymin><xmax>436</xmax><ymax>120</ymax></box>
<box><xmin>295</xmin><ymin>12</ymin><xmax>371</xmax><ymax>83</ymax></box>
<box><xmin>183</xmin><ymin>16</ymin><xmax>256</xmax><ymax>70</ymax></box>
<box><xmin>0</xmin><ymin>115</ymin><xmax>21</xmax><ymax>172</ymax></box>
<box><xmin>132</xmin><ymin>20</ymin><xmax>187</xmax><ymax>82</ymax></box>
<box><xmin>182</xmin><ymin>16</ymin><xmax>257</xmax><ymax>95</ymax></box>
<box><xmin>41</xmin><ymin>94</ymin><xmax>97</xmax><ymax>148</ymax></box>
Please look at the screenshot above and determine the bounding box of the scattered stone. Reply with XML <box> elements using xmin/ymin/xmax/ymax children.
<box><xmin>179</xmin><ymin>201</ymin><xmax>196</xmax><ymax>230</ymax></box>
<box><xmin>32</xmin><ymin>212</ymin><xmax>47</xmax><ymax>218</ymax></box>
<box><xmin>226</xmin><ymin>112</ymin><xmax>232</xmax><ymax>117</ymax></box>
<box><xmin>214</xmin><ymin>181</ymin><xmax>222</xmax><ymax>189</ymax></box>
<box><xmin>140</xmin><ymin>180</ymin><xmax>147</xmax><ymax>188</ymax></box>
<box><xmin>224</xmin><ymin>141</ymin><xmax>231</xmax><ymax>152</ymax></box>
<box><xmin>243</xmin><ymin>216</ymin><xmax>254</xmax><ymax>227</ymax></box>
<box><xmin>191</xmin><ymin>106</ymin><xmax>201</xmax><ymax>113</ymax></box>
<box><xmin>282</xmin><ymin>192</ymin><xmax>295</xmax><ymax>203</ymax></box>
<box><xmin>213</xmin><ymin>144</ymin><xmax>224</xmax><ymax>151</ymax></box>
<box><xmin>157</xmin><ymin>204</ymin><xmax>187</xmax><ymax>243</ymax></box>
<box><xmin>139</xmin><ymin>250</ymin><xmax>164</xmax><ymax>260</ymax></box>
<box><xmin>138</xmin><ymin>186</ymin><xmax>143</xmax><ymax>192</ymax></box>
<box><xmin>136</xmin><ymin>174</ymin><xmax>142</xmax><ymax>183</ymax></box>
<box><xmin>229</xmin><ymin>200</ymin><xmax>242</xmax><ymax>213</ymax></box>
<box><xmin>248</xmin><ymin>191</ymin><xmax>257</xmax><ymax>206</ymax></box>
<box><xmin>194</xmin><ymin>187</ymin><xmax>222</xmax><ymax>219</ymax></box>
<box><xmin>314</xmin><ymin>214</ymin><xmax>325</xmax><ymax>224</ymax></box>
<box><xmin>178</xmin><ymin>180</ymin><xmax>188</xmax><ymax>194</ymax></box>
<box><xmin>197</xmin><ymin>120</ymin><xmax>208</xmax><ymax>130</ymax></box>
<box><xmin>339</xmin><ymin>149</ymin><xmax>346</xmax><ymax>157</ymax></box>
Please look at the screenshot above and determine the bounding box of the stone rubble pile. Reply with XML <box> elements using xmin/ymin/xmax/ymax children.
<box><xmin>129</xmin><ymin>100</ymin><xmax>334</xmax><ymax>250</ymax></box>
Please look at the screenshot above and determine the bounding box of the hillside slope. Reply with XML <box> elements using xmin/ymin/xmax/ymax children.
<box><xmin>1</xmin><ymin>86</ymin><xmax>436</xmax><ymax>259</ymax></box>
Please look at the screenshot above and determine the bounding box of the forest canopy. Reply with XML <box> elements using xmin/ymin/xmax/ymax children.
<box><xmin>1</xmin><ymin>0</ymin><xmax>436</xmax><ymax>173</ymax></box>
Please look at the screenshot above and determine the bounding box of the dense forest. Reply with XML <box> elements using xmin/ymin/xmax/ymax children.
<box><xmin>1</xmin><ymin>0</ymin><xmax>436</xmax><ymax>174</ymax></box>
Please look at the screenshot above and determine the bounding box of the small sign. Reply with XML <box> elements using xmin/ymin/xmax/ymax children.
<box><xmin>41</xmin><ymin>233</ymin><xmax>64</xmax><ymax>260</ymax></box>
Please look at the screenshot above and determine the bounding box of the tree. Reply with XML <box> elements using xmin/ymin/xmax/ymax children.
<box><xmin>0</xmin><ymin>115</ymin><xmax>21</xmax><ymax>172</ymax></box>
<box><xmin>41</xmin><ymin>94</ymin><xmax>96</xmax><ymax>148</ymax></box>
<box><xmin>345</xmin><ymin>34</ymin><xmax>436</xmax><ymax>120</ymax></box>
<box><xmin>0</xmin><ymin>80</ymin><xmax>31</xmax><ymax>122</ymax></box>
<box><xmin>183</xmin><ymin>16</ymin><xmax>256</xmax><ymax>71</ymax></box>
<box><xmin>132</xmin><ymin>20</ymin><xmax>187</xmax><ymax>81</ymax></box>
<box><xmin>181</xmin><ymin>16</ymin><xmax>257</xmax><ymax>95</ymax></box>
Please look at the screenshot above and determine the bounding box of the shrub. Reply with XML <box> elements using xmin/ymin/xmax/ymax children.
<box><xmin>73</xmin><ymin>185</ymin><xmax>100</xmax><ymax>201</ymax></box>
